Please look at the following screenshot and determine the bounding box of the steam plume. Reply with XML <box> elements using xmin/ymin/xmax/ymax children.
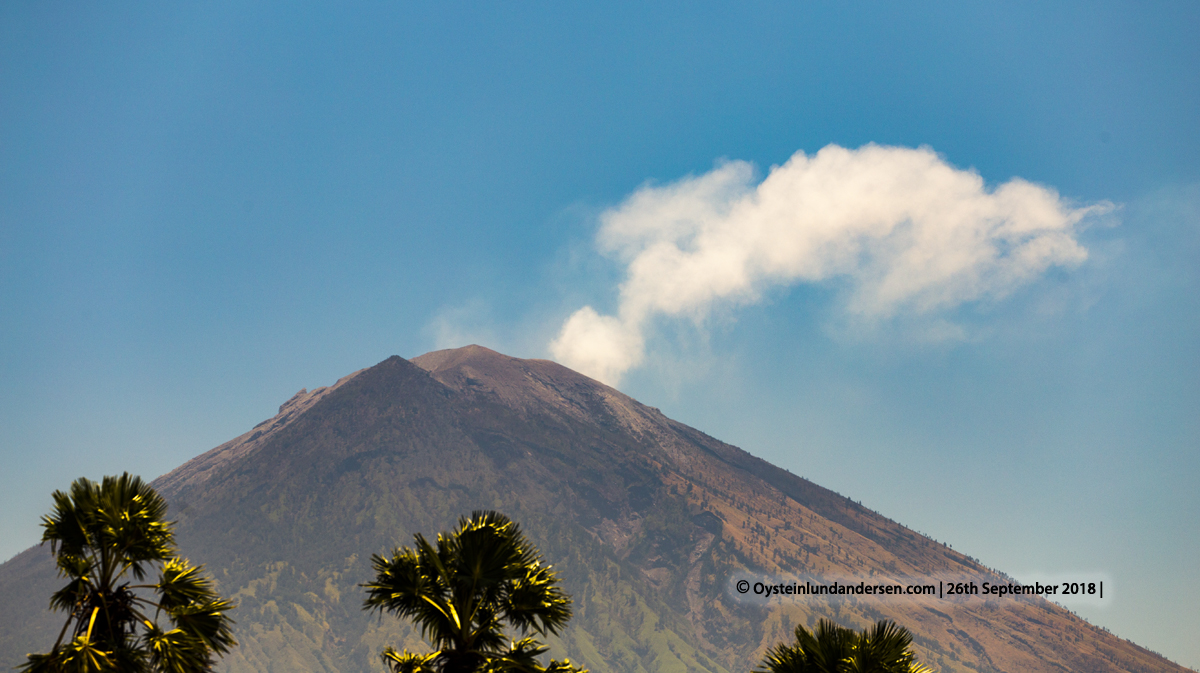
<box><xmin>551</xmin><ymin>144</ymin><xmax>1111</xmax><ymax>385</ymax></box>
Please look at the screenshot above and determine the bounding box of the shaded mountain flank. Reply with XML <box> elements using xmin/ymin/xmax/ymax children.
<box><xmin>0</xmin><ymin>346</ymin><xmax>1187</xmax><ymax>673</ymax></box>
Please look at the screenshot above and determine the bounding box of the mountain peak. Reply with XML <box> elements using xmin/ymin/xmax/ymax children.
<box><xmin>2</xmin><ymin>347</ymin><xmax>1188</xmax><ymax>673</ymax></box>
<box><xmin>412</xmin><ymin>344</ymin><xmax>591</xmax><ymax>393</ymax></box>
<box><xmin>410</xmin><ymin>344</ymin><xmax>512</xmax><ymax>372</ymax></box>
<box><xmin>411</xmin><ymin>345</ymin><xmax>650</xmax><ymax>428</ymax></box>
<box><xmin>152</xmin><ymin>365</ymin><xmax>370</xmax><ymax>496</ymax></box>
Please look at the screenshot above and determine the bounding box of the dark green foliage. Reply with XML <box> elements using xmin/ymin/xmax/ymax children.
<box><xmin>21</xmin><ymin>474</ymin><xmax>235</xmax><ymax>673</ymax></box>
<box><xmin>757</xmin><ymin>619</ymin><xmax>931</xmax><ymax>673</ymax></box>
<box><xmin>363</xmin><ymin>511</ymin><xmax>586</xmax><ymax>673</ymax></box>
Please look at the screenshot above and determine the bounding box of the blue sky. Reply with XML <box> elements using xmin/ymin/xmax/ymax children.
<box><xmin>2</xmin><ymin>1</ymin><xmax>1197</xmax><ymax>668</ymax></box>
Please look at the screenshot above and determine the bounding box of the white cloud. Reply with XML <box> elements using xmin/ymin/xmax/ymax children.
<box><xmin>550</xmin><ymin>144</ymin><xmax>1113</xmax><ymax>385</ymax></box>
<box><xmin>550</xmin><ymin>307</ymin><xmax>644</xmax><ymax>387</ymax></box>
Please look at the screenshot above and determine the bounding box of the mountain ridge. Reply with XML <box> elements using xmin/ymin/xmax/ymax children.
<box><xmin>0</xmin><ymin>346</ymin><xmax>1187</xmax><ymax>673</ymax></box>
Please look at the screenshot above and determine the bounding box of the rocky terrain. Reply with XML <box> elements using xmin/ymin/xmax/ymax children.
<box><xmin>0</xmin><ymin>346</ymin><xmax>1186</xmax><ymax>673</ymax></box>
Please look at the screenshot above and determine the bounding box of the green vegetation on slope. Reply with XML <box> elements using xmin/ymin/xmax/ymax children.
<box><xmin>1</xmin><ymin>348</ymin><xmax>1189</xmax><ymax>673</ymax></box>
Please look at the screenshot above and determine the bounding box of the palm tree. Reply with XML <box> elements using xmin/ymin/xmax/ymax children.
<box><xmin>21</xmin><ymin>473</ymin><xmax>235</xmax><ymax>673</ymax></box>
<box><xmin>362</xmin><ymin>511</ymin><xmax>586</xmax><ymax>673</ymax></box>
<box><xmin>758</xmin><ymin>618</ymin><xmax>932</xmax><ymax>673</ymax></box>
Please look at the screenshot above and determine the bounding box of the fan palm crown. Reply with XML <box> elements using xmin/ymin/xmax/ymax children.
<box><xmin>362</xmin><ymin>511</ymin><xmax>585</xmax><ymax>673</ymax></box>
<box><xmin>22</xmin><ymin>473</ymin><xmax>235</xmax><ymax>673</ymax></box>
<box><xmin>758</xmin><ymin>618</ymin><xmax>932</xmax><ymax>673</ymax></box>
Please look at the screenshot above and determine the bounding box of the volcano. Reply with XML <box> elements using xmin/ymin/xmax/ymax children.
<box><xmin>0</xmin><ymin>346</ymin><xmax>1185</xmax><ymax>673</ymax></box>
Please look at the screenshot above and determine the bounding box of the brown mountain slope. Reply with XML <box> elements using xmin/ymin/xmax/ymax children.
<box><xmin>0</xmin><ymin>346</ymin><xmax>1187</xmax><ymax>673</ymax></box>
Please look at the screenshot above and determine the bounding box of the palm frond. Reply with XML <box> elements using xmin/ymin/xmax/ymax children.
<box><xmin>19</xmin><ymin>631</ymin><xmax>116</xmax><ymax>673</ymax></box>
<box><xmin>479</xmin><ymin>636</ymin><xmax>547</xmax><ymax>673</ymax></box>
<box><xmin>144</xmin><ymin>622</ymin><xmax>214</xmax><ymax>673</ymax></box>
<box><xmin>501</xmin><ymin>562</ymin><xmax>572</xmax><ymax>636</ymax></box>
<box><xmin>28</xmin><ymin>474</ymin><xmax>234</xmax><ymax>673</ymax></box>
<box><xmin>381</xmin><ymin>647</ymin><xmax>440</xmax><ymax>673</ymax></box>
<box><xmin>756</xmin><ymin>637</ymin><xmax>811</xmax><ymax>673</ymax></box>
<box><xmin>168</xmin><ymin>599</ymin><xmax>237</xmax><ymax>656</ymax></box>
<box><xmin>49</xmin><ymin>575</ymin><xmax>92</xmax><ymax>613</ymax></box>
<box><xmin>156</xmin><ymin>558</ymin><xmax>219</xmax><ymax>611</ymax></box>
<box><xmin>42</xmin><ymin>481</ymin><xmax>98</xmax><ymax>561</ymax></box>
<box><xmin>365</xmin><ymin>511</ymin><xmax>579</xmax><ymax>673</ymax></box>
<box><xmin>543</xmin><ymin>660</ymin><xmax>588</xmax><ymax>673</ymax></box>
<box><xmin>757</xmin><ymin>619</ymin><xmax>932</xmax><ymax>673</ymax></box>
<box><xmin>96</xmin><ymin>474</ymin><xmax>174</xmax><ymax>582</ymax></box>
<box><xmin>845</xmin><ymin>619</ymin><xmax>915</xmax><ymax>673</ymax></box>
<box><xmin>364</xmin><ymin>546</ymin><xmax>462</xmax><ymax>648</ymax></box>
